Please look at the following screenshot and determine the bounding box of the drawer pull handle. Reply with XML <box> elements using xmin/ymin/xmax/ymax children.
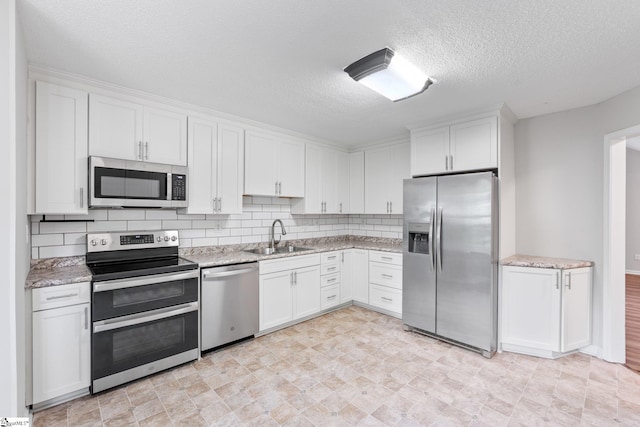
<box><xmin>327</xmin><ymin>278</ymin><xmax>336</xmax><ymax>283</ymax></box>
<box><xmin>381</xmin><ymin>256</ymin><xmax>393</xmax><ymax>261</ymax></box>
<box><xmin>328</xmin><ymin>256</ymin><xmax>336</xmax><ymax>260</ymax></box>
<box><xmin>381</xmin><ymin>296</ymin><xmax>393</xmax><ymax>302</ymax></box>
<box><xmin>327</xmin><ymin>267</ymin><xmax>336</xmax><ymax>271</ymax></box>
<box><xmin>46</xmin><ymin>293</ymin><xmax>79</xmax><ymax>300</ymax></box>
<box><xmin>381</xmin><ymin>274</ymin><xmax>393</xmax><ymax>279</ymax></box>
<box><xmin>328</xmin><ymin>295</ymin><xmax>337</xmax><ymax>300</ymax></box>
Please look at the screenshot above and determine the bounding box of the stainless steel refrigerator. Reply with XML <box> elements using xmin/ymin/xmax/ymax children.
<box><xmin>402</xmin><ymin>172</ymin><xmax>498</xmax><ymax>357</ymax></box>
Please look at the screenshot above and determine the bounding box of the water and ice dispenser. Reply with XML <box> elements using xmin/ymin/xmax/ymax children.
<box><xmin>408</xmin><ymin>222</ymin><xmax>430</xmax><ymax>255</ymax></box>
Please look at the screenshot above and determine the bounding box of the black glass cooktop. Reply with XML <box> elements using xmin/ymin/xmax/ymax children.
<box><xmin>88</xmin><ymin>256</ymin><xmax>198</xmax><ymax>282</ymax></box>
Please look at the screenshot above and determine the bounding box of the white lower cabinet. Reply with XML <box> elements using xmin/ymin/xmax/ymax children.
<box><xmin>345</xmin><ymin>249</ymin><xmax>369</xmax><ymax>304</ymax></box>
<box><xmin>501</xmin><ymin>266</ymin><xmax>592</xmax><ymax>358</ymax></box>
<box><xmin>368</xmin><ymin>251</ymin><xmax>403</xmax><ymax>317</ymax></box>
<box><xmin>32</xmin><ymin>282</ymin><xmax>91</xmax><ymax>405</ymax></box>
<box><xmin>259</xmin><ymin>255</ymin><xmax>321</xmax><ymax>331</ymax></box>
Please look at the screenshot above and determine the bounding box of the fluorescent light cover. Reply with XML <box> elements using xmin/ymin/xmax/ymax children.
<box><xmin>344</xmin><ymin>48</ymin><xmax>433</xmax><ymax>101</ymax></box>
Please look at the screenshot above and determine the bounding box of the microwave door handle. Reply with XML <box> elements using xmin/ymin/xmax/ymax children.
<box><xmin>167</xmin><ymin>173</ymin><xmax>172</xmax><ymax>201</ymax></box>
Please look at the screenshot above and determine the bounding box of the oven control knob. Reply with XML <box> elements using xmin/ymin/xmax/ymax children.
<box><xmin>101</xmin><ymin>239</ymin><xmax>107</xmax><ymax>245</ymax></box>
<box><xmin>171</xmin><ymin>235</ymin><xmax>177</xmax><ymax>241</ymax></box>
<box><xmin>90</xmin><ymin>239</ymin><xmax>98</xmax><ymax>246</ymax></box>
<box><xmin>157</xmin><ymin>236</ymin><xmax>162</xmax><ymax>242</ymax></box>
<box><xmin>164</xmin><ymin>236</ymin><xmax>170</xmax><ymax>242</ymax></box>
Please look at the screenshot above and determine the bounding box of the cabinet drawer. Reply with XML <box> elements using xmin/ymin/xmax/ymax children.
<box><xmin>321</xmin><ymin>262</ymin><xmax>340</xmax><ymax>275</ymax></box>
<box><xmin>32</xmin><ymin>282</ymin><xmax>91</xmax><ymax>311</ymax></box>
<box><xmin>369</xmin><ymin>284</ymin><xmax>402</xmax><ymax>314</ymax></box>
<box><xmin>321</xmin><ymin>252</ymin><xmax>340</xmax><ymax>264</ymax></box>
<box><xmin>369</xmin><ymin>263</ymin><xmax>402</xmax><ymax>289</ymax></box>
<box><xmin>260</xmin><ymin>254</ymin><xmax>321</xmax><ymax>275</ymax></box>
<box><xmin>369</xmin><ymin>251</ymin><xmax>402</xmax><ymax>265</ymax></box>
<box><xmin>321</xmin><ymin>285</ymin><xmax>340</xmax><ymax>309</ymax></box>
<box><xmin>321</xmin><ymin>272</ymin><xmax>340</xmax><ymax>287</ymax></box>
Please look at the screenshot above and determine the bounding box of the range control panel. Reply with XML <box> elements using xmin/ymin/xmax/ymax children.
<box><xmin>87</xmin><ymin>230</ymin><xmax>179</xmax><ymax>252</ymax></box>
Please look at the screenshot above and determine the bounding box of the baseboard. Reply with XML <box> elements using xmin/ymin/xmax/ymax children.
<box><xmin>625</xmin><ymin>270</ymin><xmax>640</xmax><ymax>276</ymax></box>
<box><xmin>580</xmin><ymin>344</ymin><xmax>602</xmax><ymax>358</ymax></box>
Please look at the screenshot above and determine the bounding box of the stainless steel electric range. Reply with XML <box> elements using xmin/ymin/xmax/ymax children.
<box><xmin>86</xmin><ymin>230</ymin><xmax>199</xmax><ymax>394</ymax></box>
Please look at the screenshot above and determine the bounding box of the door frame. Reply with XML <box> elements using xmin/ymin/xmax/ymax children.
<box><xmin>603</xmin><ymin>124</ymin><xmax>640</xmax><ymax>363</ymax></box>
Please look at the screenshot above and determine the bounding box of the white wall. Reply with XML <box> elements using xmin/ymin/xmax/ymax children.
<box><xmin>1</xmin><ymin>0</ymin><xmax>28</xmax><ymax>416</ymax></box>
<box><xmin>515</xmin><ymin>83</ymin><xmax>640</xmax><ymax>354</ymax></box>
<box><xmin>626</xmin><ymin>148</ymin><xmax>640</xmax><ymax>272</ymax></box>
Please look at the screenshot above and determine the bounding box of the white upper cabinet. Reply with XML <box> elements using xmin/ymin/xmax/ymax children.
<box><xmin>184</xmin><ymin>117</ymin><xmax>244</xmax><ymax>214</ymax></box>
<box><xmin>35</xmin><ymin>81</ymin><xmax>89</xmax><ymax>214</ymax></box>
<box><xmin>349</xmin><ymin>151</ymin><xmax>365</xmax><ymax>214</ymax></box>
<box><xmin>292</xmin><ymin>145</ymin><xmax>347</xmax><ymax>214</ymax></box>
<box><xmin>89</xmin><ymin>94</ymin><xmax>187</xmax><ymax>166</ymax></box>
<box><xmin>411</xmin><ymin>116</ymin><xmax>497</xmax><ymax>176</ymax></box>
<box><xmin>364</xmin><ymin>143</ymin><xmax>410</xmax><ymax>214</ymax></box>
<box><xmin>244</xmin><ymin>130</ymin><xmax>304</xmax><ymax>197</ymax></box>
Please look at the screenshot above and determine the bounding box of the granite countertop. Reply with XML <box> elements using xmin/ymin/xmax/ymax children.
<box><xmin>181</xmin><ymin>236</ymin><xmax>402</xmax><ymax>268</ymax></box>
<box><xmin>25</xmin><ymin>256</ymin><xmax>92</xmax><ymax>289</ymax></box>
<box><xmin>25</xmin><ymin>236</ymin><xmax>402</xmax><ymax>289</ymax></box>
<box><xmin>500</xmin><ymin>254</ymin><xmax>593</xmax><ymax>269</ymax></box>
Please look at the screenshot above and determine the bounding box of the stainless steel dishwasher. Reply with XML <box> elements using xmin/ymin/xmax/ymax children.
<box><xmin>201</xmin><ymin>262</ymin><xmax>259</xmax><ymax>352</ymax></box>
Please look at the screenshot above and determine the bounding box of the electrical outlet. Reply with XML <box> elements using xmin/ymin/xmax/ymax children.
<box><xmin>635</xmin><ymin>254</ymin><xmax>640</xmax><ymax>261</ymax></box>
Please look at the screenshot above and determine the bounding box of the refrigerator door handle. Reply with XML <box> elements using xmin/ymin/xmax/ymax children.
<box><xmin>429</xmin><ymin>207</ymin><xmax>435</xmax><ymax>271</ymax></box>
<box><xmin>437</xmin><ymin>207</ymin><xmax>443</xmax><ymax>272</ymax></box>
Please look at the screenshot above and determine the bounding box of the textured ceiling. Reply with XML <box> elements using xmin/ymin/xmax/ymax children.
<box><xmin>17</xmin><ymin>0</ymin><xmax>640</xmax><ymax>147</ymax></box>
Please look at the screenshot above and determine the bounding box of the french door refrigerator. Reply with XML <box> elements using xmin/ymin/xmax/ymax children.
<box><xmin>402</xmin><ymin>171</ymin><xmax>498</xmax><ymax>357</ymax></box>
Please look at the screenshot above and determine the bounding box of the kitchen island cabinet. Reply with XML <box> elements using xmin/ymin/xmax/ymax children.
<box><xmin>500</xmin><ymin>257</ymin><xmax>593</xmax><ymax>358</ymax></box>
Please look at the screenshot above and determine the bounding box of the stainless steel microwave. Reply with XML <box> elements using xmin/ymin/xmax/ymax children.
<box><xmin>89</xmin><ymin>156</ymin><xmax>188</xmax><ymax>208</ymax></box>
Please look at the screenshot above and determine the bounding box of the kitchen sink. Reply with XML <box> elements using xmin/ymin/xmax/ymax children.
<box><xmin>244</xmin><ymin>246</ymin><xmax>314</xmax><ymax>255</ymax></box>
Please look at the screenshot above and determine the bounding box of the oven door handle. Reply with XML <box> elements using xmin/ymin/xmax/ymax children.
<box><xmin>93</xmin><ymin>301</ymin><xmax>199</xmax><ymax>333</ymax></box>
<box><xmin>93</xmin><ymin>270</ymin><xmax>199</xmax><ymax>293</ymax></box>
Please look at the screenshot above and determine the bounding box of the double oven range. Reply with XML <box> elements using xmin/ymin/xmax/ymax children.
<box><xmin>86</xmin><ymin>230</ymin><xmax>199</xmax><ymax>393</ymax></box>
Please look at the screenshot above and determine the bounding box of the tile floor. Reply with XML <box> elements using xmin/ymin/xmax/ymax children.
<box><xmin>33</xmin><ymin>306</ymin><xmax>640</xmax><ymax>426</ymax></box>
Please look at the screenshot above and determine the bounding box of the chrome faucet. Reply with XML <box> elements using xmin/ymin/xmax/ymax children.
<box><xmin>270</xmin><ymin>219</ymin><xmax>287</xmax><ymax>249</ymax></box>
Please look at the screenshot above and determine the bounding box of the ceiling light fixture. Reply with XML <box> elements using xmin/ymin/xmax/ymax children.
<box><xmin>344</xmin><ymin>47</ymin><xmax>433</xmax><ymax>102</ymax></box>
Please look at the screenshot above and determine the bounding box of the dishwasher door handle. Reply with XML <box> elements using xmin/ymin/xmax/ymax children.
<box><xmin>202</xmin><ymin>267</ymin><xmax>258</xmax><ymax>280</ymax></box>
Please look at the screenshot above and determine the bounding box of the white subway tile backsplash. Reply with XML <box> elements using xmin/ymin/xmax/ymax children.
<box><xmin>39</xmin><ymin>221</ymin><xmax>87</xmax><ymax>234</ymax></box>
<box><xmin>30</xmin><ymin>199</ymin><xmax>402</xmax><ymax>259</ymax></box>
<box><xmin>108</xmin><ymin>209</ymin><xmax>146</xmax><ymax>221</ymax></box>
<box><xmin>39</xmin><ymin>244</ymin><xmax>85</xmax><ymax>258</ymax></box>
<box><xmin>127</xmin><ymin>220</ymin><xmax>162</xmax><ymax>231</ymax></box>
<box><xmin>32</xmin><ymin>233</ymin><xmax>64</xmax><ymax>247</ymax></box>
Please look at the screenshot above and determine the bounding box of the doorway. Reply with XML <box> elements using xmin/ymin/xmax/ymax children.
<box><xmin>603</xmin><ymin>125</ymin><xmax>640</xmax><ymax>364</ymax></box>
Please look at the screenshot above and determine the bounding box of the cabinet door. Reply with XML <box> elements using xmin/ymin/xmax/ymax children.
<box><xmin>35</xmin><ymin>81</ymin><xmax>88</xmax><ymax>214</ymax></box>
<box><xmin>449</xmin><ymin>116</ymin><xmax>497</xmax><ymax>172</ymax></box>
<box><xmin>293</xmin><ymin>265</ymin><xmax>321</xmax><ymax>319</ymax></box>
<box><xmin>364</xmin><ymin>147</ymin><xmax>389</xmax><ymax>214</ymax></box>
<box><xmin>303</xmin><ymin>145</ymin><xmax>323</xmax><ymax>213</ymax></box>
<box><xmin>410</xmin><ymin>126</ymin><xmax>449</xmax><ymax>176</ymax></box>
<box><xmin>89</xmin><ymin>94</ymin><xmax>142</xmax><ymax>161</ymax></box>
<box><xmin>501</xmin><ymin>267</ymin><xmax>561</xmax><ymax>351</ymax></box>
<box><xmin>185</xmin><ymin>117</ymin><xmax>216</xmax><ymax>214</ymax></box>
<box><xmin>217</xmin><ymin>124</ymin><xmax>244</xmax><ymax>214</ymax></box>
<box><xmin>336</xmin><ymin>151</ymin><xmax>350</xmax><ymax>214</ymax></box>
<box><xmin>352</xmin><ymin>250</ymin><xmax>369</xmax><ymax>303</ymax></box>
<box><xmin>341</xmin><ymin>250</ymin><xmax>353</xmax><ymax>303</ymax></box>
<box><xmin>387</xmin><ymin>143</ymin><xmax>410</xmax><ymax>215</ymax></box>
<box><xmin>278</xmin><ymin>139</ymin><xmax>305</xmax><ymax>197</ymax></box>
<box><xmin>33</xmin><ymin>303</ymin><xmax>90</xmax><ymax>404</ymax></box>
<box><xmin>322</xmin><ymin>149</ymin><xmax>338</xmax><ymax>213</ymax></box>
<box><xmin>349</xmin><ymin>152</ymin><xmax>365</xmax><ymax>214</ymax></box>
<box><xmin>142</xmin><ymin>107</ymin><xmax>187</xmax><ymax>166</ymax></box>
<box><xmin>259</xmin><ymin>270</ymin><xmax>294</xmax><ymax>330</ymax></box>
<box><xmin>561</xmin><ymin>268</ymin><xmax>592</xmax><ymax>352</ymax></box>
<box><xmin>244</xmin><ymin>130</ymin><xmax>278</xmax><ymax>196</ymax></box>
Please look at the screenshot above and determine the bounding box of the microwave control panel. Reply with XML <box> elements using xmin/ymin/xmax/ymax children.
<box><xmin>172</xmin><ymin>174</ymin><xmax>187</xmax><ymax>201</ymax></box>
